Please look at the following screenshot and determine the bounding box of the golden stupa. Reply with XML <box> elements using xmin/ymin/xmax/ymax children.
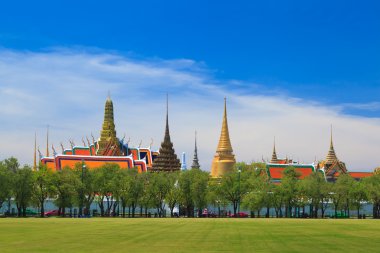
<box><xmin>210</xmin><ymin>98</ymin><xmax>236</xmax><ymax>178</ymax></box>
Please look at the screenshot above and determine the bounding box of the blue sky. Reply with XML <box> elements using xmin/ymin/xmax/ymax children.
<box><xmin>0</xmin><ymin>1</ymin><xmax>380</xmax><ymax>169</ymax></box>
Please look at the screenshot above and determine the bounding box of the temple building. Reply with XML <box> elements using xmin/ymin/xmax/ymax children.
<box><xmin>316</xmin><ymin>127</ymin><xmax>348</xmax><ymax>181</ymax></box>
<box><xmin>265</xmin><ymin>128</ymin><xmax>374</xmax><ymax>183</ymax></box>
<box><xmin>210</xmin><ymin>98</ymin><xmax>236</xmax><ymax>178</ymax></box>
<box><xmin>266</xmin><ymin>140</ymin><xmax>317</xmax><ymax>183</ymax></box>
<box><xmin>39</xmin><ymin>95</ymin><xmax>160</xmax><ymax>172</ymax></box>
<box><xmin>150</xmin><ymin>96</ymin><xmax>181</xmax><ymax>172</ymax></box>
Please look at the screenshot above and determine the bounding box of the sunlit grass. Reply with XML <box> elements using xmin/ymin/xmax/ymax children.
<box><xmin>0</xmin><ymin>218</ymin><xmax>379</xmax><ymax>253</ymax></box>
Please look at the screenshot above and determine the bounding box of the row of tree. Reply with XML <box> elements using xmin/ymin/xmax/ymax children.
<box><xmin>1</xmin><ymin>158</ymin><xmax>380</xmax><ymax>218</ymax></box>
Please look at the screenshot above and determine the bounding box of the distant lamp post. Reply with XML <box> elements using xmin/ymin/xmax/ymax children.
<box><xmin>238</xmin><ymin>167</ymin><xmax>242</xmax><ymax>215</ymax></box>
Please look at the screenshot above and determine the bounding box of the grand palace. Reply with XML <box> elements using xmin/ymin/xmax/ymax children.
<box><xmin>38</xmin><ymin>95</ymin><xmax>379</xmax><ymax>182</ymax></box>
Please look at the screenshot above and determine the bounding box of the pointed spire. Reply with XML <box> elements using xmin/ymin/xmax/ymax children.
<box><xmin>211</xmin><ymin>98</ymin><xmax>235</xmax><ymax>178</ymax></box>
<box><xmin>98</xmin><ymin>95</ymin><xmax>118</xmax><ymax>155</ymax></box>
<box><xmin>165</xmin><ymin>93</ymin><xmax>170</xmax><ymax>141</ymax></box>
<box><xmin>33</xmin><ymin>132</ymin><xmax>37</xmax><ymax>171</ymax></box>
<box><xmin>46</xmin><ymin>125</ymin><xmax>50</xmax><ymax>157</ymax></box>
<box><xmin>151</xmin><ymin>94</ymin><xmax>181</xmax><ymax>172</ymax></box>
<box><xmin>270</xmin><ymin>137</ymin><xmax>278</xmax><ymax>163</ymax></box>
<box><xmin>216</xmin><ymin>97</ymin><xmax>233</xmax><ymax>154</ymax></box>
<box><xmin>325</xmin><ymin>125</ymin><xmax>339</xmax><ymax>164</ymax></box>
<box><xmin>191</xmin><ymin>130</ymin><xmax>200</xmax><ymax>169</ymax></box>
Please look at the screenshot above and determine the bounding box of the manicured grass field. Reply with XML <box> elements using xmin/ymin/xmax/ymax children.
<box><xmin>0</xmin><ymin>218</ymin><xmax>379</xmax><ymax>253</ymax></box>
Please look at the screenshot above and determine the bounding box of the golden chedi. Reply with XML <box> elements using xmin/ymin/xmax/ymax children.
<box><xmin>211</xmin><ymin>98</ymin><xmax>236</xmax><ymax>178</ymax></box>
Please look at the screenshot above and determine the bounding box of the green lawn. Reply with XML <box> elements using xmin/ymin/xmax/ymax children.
<box><xmin>0</xmin><ymin>218</ymin><xmax>379</xmax><ymax>253</ymax></box>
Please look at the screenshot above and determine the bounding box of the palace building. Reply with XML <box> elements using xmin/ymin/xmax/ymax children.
<box><xmin>38</xmin><ymin>95</ymin><xmax>166</xmax><ymax>172</ymax></box>
<box><xmin>265</xmin><ymin>128</ymin><xmax>374</xmax><ymax>182</ymax></box>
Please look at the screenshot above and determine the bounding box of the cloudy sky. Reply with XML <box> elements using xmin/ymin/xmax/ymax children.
<box><xmin>0</xmin><ymin>1</ymin><xmax>379</xmax><ymax>171</ymax></box>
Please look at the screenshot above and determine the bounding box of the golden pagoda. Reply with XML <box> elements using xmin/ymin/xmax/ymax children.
<box><xmin>97</xmin><ymin>95</ymin><xmax>120</xmax><ymax>155</ymax></box>
<box><xmin>210</xmin><ymin>98</ymin><xmax>236</xmax><ymax>178</ymax></box>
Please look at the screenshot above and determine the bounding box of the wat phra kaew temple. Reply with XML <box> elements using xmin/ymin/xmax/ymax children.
<box><xmin>38</xmin><ymin>95</ymin><xmax>379</xmax><ymax>182</ymax></box>
<box><xmin>39</xmin><ymin>95</ymin><xmax>183</xmax><ymax>173</ymax></box>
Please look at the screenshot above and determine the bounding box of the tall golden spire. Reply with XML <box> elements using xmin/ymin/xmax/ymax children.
<box><xmin>97</xmin><ymin>94</ymin><xmax>118</xmax><ymax>155</ymax></box>
<box><xmin>33</xmin><ymin>132</ymin><xmax>37</xmax><ymax>171</ymax></box>
<box><xmin>325</xmin><ymin>125</ymin><xmax>338</xmax><ymax>164</ymax></box>
<box><xmin>211</xmin><ymin>98</ymin><xmax>235</xmax><ymax>178</ymax></box>
<box><xmin>216</xmin><ymin>98</ymin><xmax>233</xmax><ymax>154</ymax></box>
<box><xmin>46</xmin><ymin>125</ymin><xmax>50</xmax><ymax>157</ymax></box>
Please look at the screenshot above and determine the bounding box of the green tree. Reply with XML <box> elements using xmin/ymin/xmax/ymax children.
<box><xmin>165</xmin><ymin>173</ymin><xmax>180</xmax><ymax>217</ymax></box>
<box><xmin>350</xmin><ymin>180</ymin><xmax>367</xmax><ymax>218</ymax></box>
<box><xmin>73</xmin><ymin>163</ymin><xmax>96</xmax><ymax>216</ymax></box>
<box><xmin>150</xmin><ymin>172</ymin><xmax>171</xmax><ymax>217</ymax></box>
<box><xmin>0</xmin><ymin>162</ymin><xmax>13</xmax><ymax>211</ymax></box>
<box><xmin>13</xmin><ymin>166</ymin><xmax>34</xmax><ymax>217</ymax></box>
<box><xmin>280</xmin><ymin>167</ymin><xmax>301</xmax><ymax>217</ymax></box>
<box><xmin>243</xmin><ymin>167</ymin><xmax>271</xmax><ymax>217</ymax></box>
<box><xmin>52</xmin><ymin>168</ymin><xmax>78</xmax><ymax>217</ymax></box>
<box><xmin>363</xmin><ymin>174</ymin><xmax>380</xmax><ymax>218</ymax></box>
<box><xmin>33</xmin><ymin>164</ymin><xmax>55</xmax><ymax>217</ymax></box>
<box><xmin>218</xmin><ymin>166</ymin><xmax>249</xmax><ymax>216</ymax></box>
<box><xmin>128</xmin><ymin>168</ymin><xmax>144</xmax><ymax>217</ymax></box>
<box><xmin>178</xmin><ymin>170</ymin><xmax>195</xmax><ymax>217</ymax></box>
<box><xmin>139</xmin><ymin>172</ymin><xmax>154</xmax><ymax>217</ymax></box>
<box><xmin>93</xmin><ymin>164</ymin><xmax>120</xmax><ymax>216</ymax></box>
<box><xmin>191</xmin><ymin>169</ymin><xmax>209</xmax><ymax>217</ymax></box>
<box><xmin>300</xmin><ymin>172</ymin><xmax>330</xmax><ymax>218</ymax></box>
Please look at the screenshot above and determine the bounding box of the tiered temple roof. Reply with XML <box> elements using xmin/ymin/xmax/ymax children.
<box><xmin>151</xmin><ymin>96</ymin><xmax>181</xmax><ymax>172</ymax></box>
<box><xmin>97</xmin><ymin>95</ymin><xmax>121</xmax><ymax>156</ymax></box>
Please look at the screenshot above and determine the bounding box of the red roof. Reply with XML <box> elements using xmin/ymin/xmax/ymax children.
<box><xmin>349</xmin><ymin>172</ymin><xmax>373</xmax><ymax>179</ymax></box>
<box><xmin>268</xmin><ymin>167</ymin><xmax>314</xmax><ymax>179</ymax></box>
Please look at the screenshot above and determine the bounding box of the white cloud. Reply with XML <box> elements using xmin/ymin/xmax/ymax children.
<box><xmin>0</xmin><ymin>48</ymin><xmax>379</xmax><ymax>171</ymax></box>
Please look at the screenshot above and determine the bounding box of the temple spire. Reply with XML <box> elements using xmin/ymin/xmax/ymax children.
<box><xmin>164</xmin><ymin>93</ymin><xmax>170</xmax><ymax>142</ymax></box>
<box><xmin>216</xmin><ymin>97</ymin><xmax>233</xmax><ymax>154</ymax></box>
<box><xmin>325</xmin><ymin>125</ymin><xmax>339</xmax><ymax>164</ymax></box>
<box><xmin>97</xmin><ymin>94</ymin><xmax>119</xmax><ymax>155</ymax></box>
<box><xmin>191</xmin><ymin>131</ymin><xmax>200</xmax><ymax>169</ymax></box>
<box><xmin>270</xmin><ymin>137</ymin><xmax>278</xmax><ymax>163</ymax></box>
<box><xmin>211</xmin><ymin>98</ymin><xmax>236</xmax><ymax>178</ymax></box>
<box><xmin>46</xmin><ymin>125</ymin><xmax>50</xmax><ymax>157</ymax></box>
<box><xmin>151</xmin><ymin>95</ymin><xmax>181</xmax><ymax>172</ymax></box>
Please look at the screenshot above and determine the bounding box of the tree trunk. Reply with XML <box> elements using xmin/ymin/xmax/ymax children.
<box><xmin>40</xmin><ymin>201</ymin><xmax>45</xmax><ymax>218</ymax></box>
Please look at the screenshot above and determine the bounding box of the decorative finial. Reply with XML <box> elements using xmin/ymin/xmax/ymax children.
<box><xmin>38</xmin><ymin>146</ymin><xmax>42</xmax><ymax>160</ymax></box>
<box><xmin>52</xmin><ymin>144</ymin><xmax>57</xmax><ymax>156</ymax></box>
<box><xmin>82</xmin><ymin>137</ymin><xmax>86</xmax><ymax>147</ymax></box>
<box><xmin>149</xmin><ymin>138</ymin><xmax>154</xmax><ymax>149</ymax></box>
<box><xmin>60</xmin><ymin>142</ymin><xmax>64</xmax><ymax>153</ymax></box>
